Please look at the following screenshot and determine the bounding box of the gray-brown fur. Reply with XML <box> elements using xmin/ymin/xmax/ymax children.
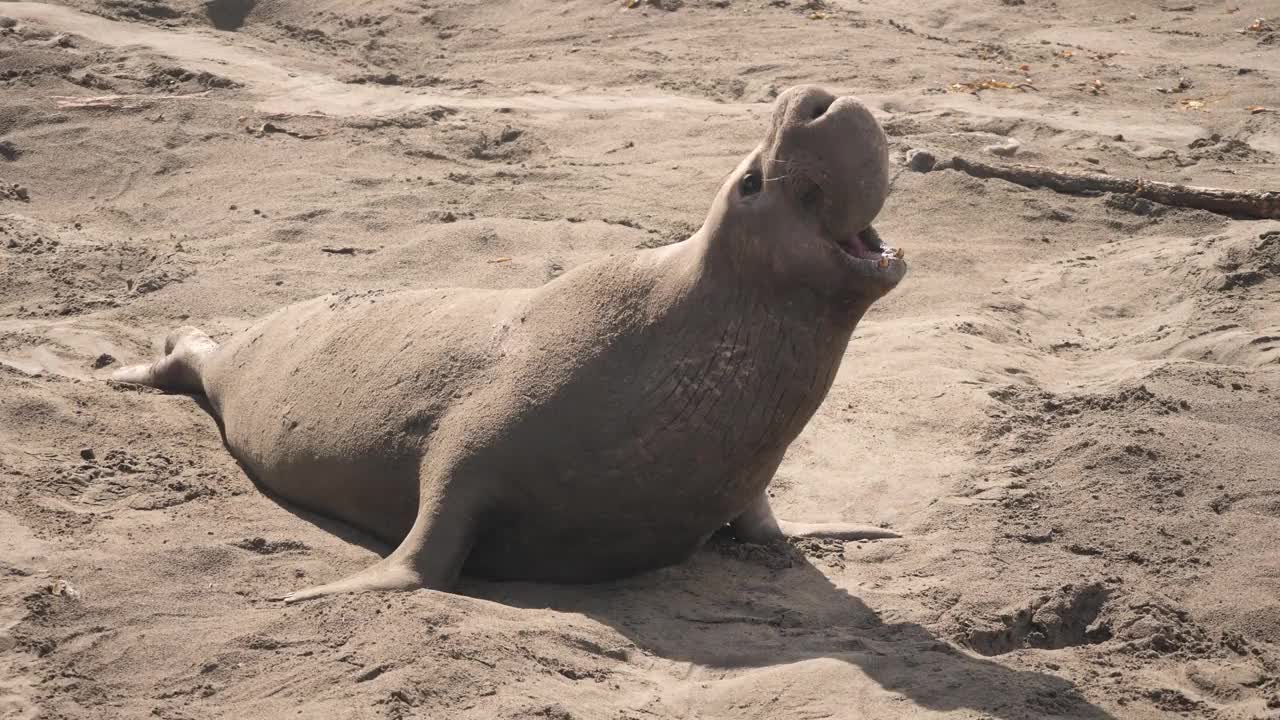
<box><xmin>113</xmin><ymin>86</ymin><xmax>908</xmax><ymax>602</ymax></box>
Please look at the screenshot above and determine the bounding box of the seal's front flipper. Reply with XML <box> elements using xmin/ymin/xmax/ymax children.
<box><xmin>277</xmin><ymin>478</ymin><xmax>477</xmax><ymax>603</ymax></box>
<box><xmin>278</xmin><ymin>559</ymin><xmax>424</xmax><ymax>603</ymax></box>
<box><xmin>729</xmin><ymin>490</ymin><xmax>899</xmax><ymax>543</ymax></box>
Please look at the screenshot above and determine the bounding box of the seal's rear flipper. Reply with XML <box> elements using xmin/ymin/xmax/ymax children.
<box><xmin>111</xmin><ymin>325</ymin><xmax>217</xmax><ymax>395</ymax></box>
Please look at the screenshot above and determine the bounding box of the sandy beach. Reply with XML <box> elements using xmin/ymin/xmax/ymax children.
<box><xmin>2</xmin><ymin>1</ymin><xmax>1279</xmax><ymax>717</ymax></box>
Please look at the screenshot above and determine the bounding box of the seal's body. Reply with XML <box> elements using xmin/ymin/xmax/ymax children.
<box><xmin>116</xmin><ymin>86</ymin><xmax>908</xmax><ymax>601</ymax></box>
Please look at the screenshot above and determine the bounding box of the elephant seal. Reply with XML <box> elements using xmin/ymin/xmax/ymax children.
<box><xmin>114</xmin><ymin>85</ymin><xmax>907</xmax><ymax>602</ymax></box>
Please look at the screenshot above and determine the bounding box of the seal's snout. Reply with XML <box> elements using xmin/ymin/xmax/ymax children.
<box><xmin>759</xmin><ymin>85</ymin><xmax>905</xmax><ymax>292</ymax></box>
<box><xmin>784</xmin><ymin>86</ymin><xmax>837</xmax><ymax>124</ymax></box>
<box><xmin>765</xmin><ymin>86</ymin><xmax>890</xmax><ymax>237</ymax></box>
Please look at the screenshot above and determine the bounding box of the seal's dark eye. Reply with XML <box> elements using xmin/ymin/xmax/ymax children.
<box><xmin>739</xmin><ymin>171</ymin><xmax>762</xmax><ymax>196</ymax></box>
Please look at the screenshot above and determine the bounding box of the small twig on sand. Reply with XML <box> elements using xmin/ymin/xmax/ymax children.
<box><xmin>943</xmin><ymin>155</ymin><xmax>1280</xmax><ymax>219</ymax></box>
<box><xmin>250</xmin><ymin>121</ymin><xmax>322</xmax><ymax>140</ymax></box>
<box><xmin>320</xmin><ymin>246</ymin><xmax>375</xmax><ymax>255</ymax></box>
<box><xmin>52</xmin><ymin>92</ymin><xmax>213</xmax><ymax>110</ymax></box>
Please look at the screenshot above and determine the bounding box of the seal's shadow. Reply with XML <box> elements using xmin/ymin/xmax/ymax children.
<box><xmin>463</xmin><ymin>533</ymin><xmax>1116</xmax><ymax>720</ymax></box>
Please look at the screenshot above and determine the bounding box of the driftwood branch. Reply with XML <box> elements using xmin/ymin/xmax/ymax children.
<box><xmin>945</xmin><ymin>156</ymin><xmax>1280</xmax><ymax>220</ymax></box>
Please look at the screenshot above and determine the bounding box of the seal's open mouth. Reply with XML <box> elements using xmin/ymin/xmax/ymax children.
<box><xmin>833</xmin><ymin>226</ymin><xmax>905</xmax><ymax>267</ymax></box>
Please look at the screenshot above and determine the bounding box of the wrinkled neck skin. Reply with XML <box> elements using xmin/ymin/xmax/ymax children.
<box><xmin>648</xmin><ymin>184</ymin><xmax>877</xmax><ymax>346</ymax></box>
<box><xmin>606</xmin><ymin>193</ymin><xmax>876</xmax><ymax>453</ymax></box>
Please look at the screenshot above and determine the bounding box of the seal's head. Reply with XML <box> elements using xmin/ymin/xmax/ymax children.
<box><xmin>704</xmin><ymin>85</ymin><xmax>905</xmax><ymax>315</ymax></box>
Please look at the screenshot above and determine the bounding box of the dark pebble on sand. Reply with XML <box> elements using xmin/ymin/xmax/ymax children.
<box><xmin>0</xmin><ymin>17</ymin><xmax>15</xmax><ymax>29</ymax></box>
<box><xmin>92</xmin><ymin>353</ymin><xmax>116</xmax><ymax>369</ymax></box>
<box><xmin>906</xmin><ymin>149</ymin><xmax>936</xmax><ymax>172</ymax></box>
<box><xmin>80</xmin><ymin>448</ymin><xmax>95</xmax><ymax>461</ymax></box>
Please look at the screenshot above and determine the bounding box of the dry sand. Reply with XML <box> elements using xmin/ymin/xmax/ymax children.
<box><xmin>2</xmin><ymin>0</ymin><xmax>1279</xmax><ymax>718</ymax></box>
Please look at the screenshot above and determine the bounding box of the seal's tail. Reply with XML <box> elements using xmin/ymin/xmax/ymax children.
<box><xmin>112</xmin><ymin>325</ymin><xmax>217</xmax><ymax>395</ymax></box>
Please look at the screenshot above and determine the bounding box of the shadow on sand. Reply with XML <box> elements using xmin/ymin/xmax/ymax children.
<box><xmin>461</xmin><ymin>533</ymin><xmax>1115</xmax><ymax>720</ymax></box>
